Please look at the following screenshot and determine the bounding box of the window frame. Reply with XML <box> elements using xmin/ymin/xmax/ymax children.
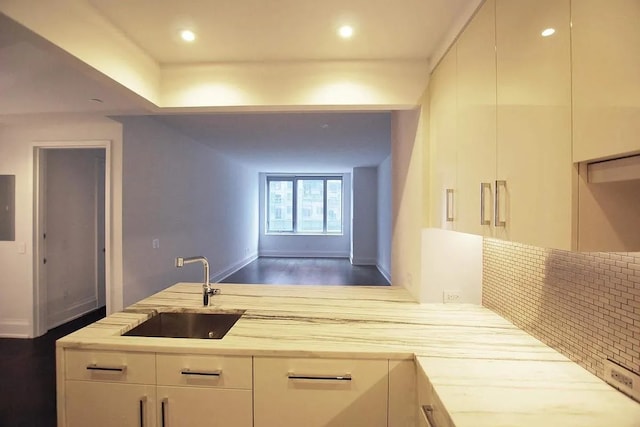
<box><xmin>266</xmin><ymin>175</ymin><xmax>343</xmax><ymax>235</ymax></box>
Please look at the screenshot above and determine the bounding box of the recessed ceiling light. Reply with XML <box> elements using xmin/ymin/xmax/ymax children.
<box><xmin>541</xmin><ymin>28</ymin><xmax>556</xmax><ymax>37</ymax></box>
<box><xmin>338</xmin><ymin>25</ymin><xmax>354</xmax><ymax>39</ymax></box>
<box><xmin>180</xmin><ymin>30</ymin><xmax>196</xmax><ymax>42</ymax></box>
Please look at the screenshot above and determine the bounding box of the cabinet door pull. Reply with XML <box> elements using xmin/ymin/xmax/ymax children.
<box><xmin>445</xmin><ymin>188</ymin><xmax>454</xmax><ymax>222</ymax></box>
<box><xmin>161</xmin><ymin>398</ymin><xmax>168</xmax><ymax>427</ymax></box>
<box><xmin>421</xmin><ymin>404</ymin><xmax>437</xmax><ymax>427</ymax></box>
<box><xmin>180</xmin><ymin>368</ymin><xmax>221</xmax><ymax>377</ymax></box>
<box><xmin>139</xmin><ymin>396</ymin><xmax>147</xmax><ymax>427</ymax></box>
<box><xmin>480</xmin><ymin>182</ymin><xmax>491</xmax><ymax>225</ymax></box>
<box><xmin>287</xmin><ymin>373</ymin><xmax>352</xmax><ymax>381</ymax></box>
<box><xmin>494</xmin><ymin>180</ymin><xmax>507</xmax><ymax>227</ymax></box>
<box><xmin>86</xmin><ymin>363</ymin><xmax>126</xmax><ymax>373</ymax></box>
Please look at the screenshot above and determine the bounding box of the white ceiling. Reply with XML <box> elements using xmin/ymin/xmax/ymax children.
<box><xmin>0</xmin><ymin>1</ymin><xmax>476</xmax><ymax>170</ymax></box>
<box><xmin>87</xmin><ymin>0</ymin><xmax>472</xmax><ymax>64</ymax></box>
<box><xmin>154</xmin><ymin>112</ymin><xmax>391</xmax><ymax>173</ymax></box>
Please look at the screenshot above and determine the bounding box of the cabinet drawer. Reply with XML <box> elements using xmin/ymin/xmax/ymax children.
<box><xmin>65</xmin><ymin>349</ymin><xmax>155</xmax><ymax>384</ymax></box>
<box><xmin>157</xmin><ymin>354</ymin><xmax>252</xmax><ymax>389</ymax></box>
<box><xmin>254</xmin><ymin>357</ymin><xmax>388</xmax><ymax>427</ymax></box>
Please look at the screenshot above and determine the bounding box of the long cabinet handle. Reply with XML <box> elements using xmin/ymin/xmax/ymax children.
<box><xmin>421</xmin><ymin>405</ymin><xmax>437</xmax><ymax>427</ymax></box>
<box><xmin>180</xmin><ymin>368</ymin><xmax>221</xmax><ymax>377</ymax></box>
<box><xmin>139</xmin><ymin>396</ymin><xmax>147</xmax><ymax>427</ymax></box>
<box><xmin>287</xmin><ymin>373</ymin><xmax>352</xmax><ymax>381</ymax></box>
<box><xmin>86</xmin><ymin>363</ymin><xmax>126</xmax><ymax>373</ymax></box>
<box><xmin>480</xmin><ymin>182</ymin><xmax>491</xmax><ymax>226</ymax></box>
<box><xmin>494</xmin><ymin>180</ymin><xmax>507</xmax><ymax>227</ymax></box>
<box><xmin>161</xmin><ymin>398</ymin><xmax>168</xmax><ymax>427</ymax></box>
<box><xmin>445</xmin><ymin>189</ymin><xmax>454</xmax><ymax>222</ymax></box>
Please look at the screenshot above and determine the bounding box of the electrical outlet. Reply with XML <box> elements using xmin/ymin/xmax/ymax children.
<box><xmin>604</xmin><ymin>360</ymin><xmax>640</xmax><ymax>402</ymax></box>
<box><xmin>152</xmin><ymin>238</ymin><xmax>160</xmax><ymax>249</ymax></box>
<box><xmin>443</xmin><ymin>290</ymin><xmax>461</xmax><ymax>303</ymax></box>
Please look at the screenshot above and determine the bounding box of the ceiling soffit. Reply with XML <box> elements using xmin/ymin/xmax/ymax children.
<box><xmin>0</xmin><ymin>0</ymin><xmax>481</xmax><ymax>111</ymax></box>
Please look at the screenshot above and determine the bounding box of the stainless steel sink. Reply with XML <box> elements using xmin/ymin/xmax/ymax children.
<box><xmin>122</xmin><ymin>311</ymin><xmax>244</xmax><ymax>339</ymax></box>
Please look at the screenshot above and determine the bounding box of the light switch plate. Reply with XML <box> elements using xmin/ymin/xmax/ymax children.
<box><xmin>152</xmin><ymin>238</ymin><xmax>160</xmax><ymax>249</ymax></box>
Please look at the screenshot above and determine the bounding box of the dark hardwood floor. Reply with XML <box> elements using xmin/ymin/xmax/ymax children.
<box><xmin>0</xmin><ymin>308</ymin><xmax>105</xmax><ymax>427</ymax></box>
<box><xmin>220</xmin><ymin>257</ymin><xmax>390</xmax><ymax>286</ymax></box>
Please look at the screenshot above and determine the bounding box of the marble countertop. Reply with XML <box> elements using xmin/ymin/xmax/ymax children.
<box><xmin>58</xmin><ymin>283</ymin><xmax>640</xmax><ymax>426</ymax></box>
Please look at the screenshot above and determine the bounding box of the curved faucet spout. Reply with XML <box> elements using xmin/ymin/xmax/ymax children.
<box><xmin>175</xmin><ymin>256</ymin><xmax>219</xmax><ymax>306</ymax></box>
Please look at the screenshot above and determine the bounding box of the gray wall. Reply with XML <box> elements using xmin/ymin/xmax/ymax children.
<box><xmin>121</xmin><ymin>117</ymin><xmax>259</xmax><ymax>306</ymax></box>
<box><xmin>376</xmin><ymin>155</ymin><xmax>392</xmax><ymax>280</ymax></box>
<box><xmin>258</xmin><ymin>173</ymin><xmax>351</xmax><ymax>257</ymax></box>
<box><xmin>351</xmin><ymin>167</ymin><xmax>378</xmax><ymax>265</ymax></box>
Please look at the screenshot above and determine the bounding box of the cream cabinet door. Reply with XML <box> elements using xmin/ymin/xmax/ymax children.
<box><xmin>66</xmin><ymin>380</ymin><xmax>156</xmax><ymax>427</ymax></box>
<box><xmin>455</xmin><ymin>0</ymin><xmax>497</xmax><ymax>236</ymax></box>
<box><xmin>495</xmin><ymin>0</ymin><xmax>574</xmax><ymax>250</ymax></box>
<box><xmin>157</xmin><ymin>386</ymin><xmax>252</xmax><ymax>427</ymax></box>
<box><xmin>254</xmin><ymin>357</ymin><xmax>388</xmax><ymax>427</ymax></box>
<box><xmin>572</xmin><ymin>0</ymin><xmax>640</xmax><ymax>162</ymax></box>
<box><xmin>429</xmin><ymin>46</ymin><xmax>458</xmax><ymax>230</ymax></box>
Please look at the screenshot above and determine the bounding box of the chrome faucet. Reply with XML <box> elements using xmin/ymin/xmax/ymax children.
<box><xmin>175</xmin><ymin>256</ymin><xmax>220</xmax><ymax>306</ymax></box>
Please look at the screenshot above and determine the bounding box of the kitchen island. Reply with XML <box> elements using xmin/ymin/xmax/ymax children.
<box><xmin>57</xmin><ymin>283</ymin><xmax>640</xmax><ymax>426</ymax></box>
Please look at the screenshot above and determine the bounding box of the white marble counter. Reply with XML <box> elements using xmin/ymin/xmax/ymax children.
<box><xmin>58</xmin><ymin>283</ymin><xmax>640</xmax><ymax>426</ymax></box>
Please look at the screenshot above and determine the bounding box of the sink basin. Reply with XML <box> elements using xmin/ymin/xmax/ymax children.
<box><xmin>123</xmin><ymin>311</ymin><xmax>243</xmax><ymax>339</ymax></box>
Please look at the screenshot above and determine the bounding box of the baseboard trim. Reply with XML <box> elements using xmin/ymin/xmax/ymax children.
<box><xmin>377</xmin><ymin>264</ymin><xmax>391</xmax><ymax>283</ymax></box>
<box><xmin>351</xmin><ymin>257</ymin><xmax>378</xmax><ymax>266</ymax></box>
<box><xmin>259</xmin><ymin>250</ymin><xmax>350</xmax><ymax>258</ymax></box>
<box><xmin>0</xmin><ymin>318</ymin><xmax>31</xmax><ymax>338</ymax></box>
<box><xmin>213</xmin><ymin>252</ymin><xmax>259</xmax><ymax>283</ymax></box>
<box><xmin>47</xmin><ymin>297</ymin><xmax>98</xmax><ymax>330</ymax></box>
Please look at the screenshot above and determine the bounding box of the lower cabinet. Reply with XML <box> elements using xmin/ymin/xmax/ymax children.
<box><xmin>61</xmin><ymin>350</ymin><xmax>411</xmax><ymax>427</ymax></box>
<box><xmin>253</xmin><ymin>357</ymin><xmax>389</xmax><ymax>427</ymax></box>
<box><xmin>156</xmin><ymin>353</ymin><xmax>253</xmax><ymax>427</ymax></box>
<box><xmin>416</xmin><ymin>364</ymin><xmax>452</xmax><ymax>427</ymax></box>
<box><xmin>66</xmin><ymin>381</ymin><xmax>156</xmax><ymax>427</ymax></box>
<box><xmin>61</xmin><ymin>350</ymin><xmax>252</xmax><ymax>427</ymax></box>
<box><xmin>157</xmin><ymin>386</ymin><xmax>252</xmax><ymax>427</ymax></box>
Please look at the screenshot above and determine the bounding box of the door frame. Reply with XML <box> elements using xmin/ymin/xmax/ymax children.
<box><xmin>33</xmin><ymin>140</ymin><xmax>113</xmax><ymax>336</ymax></box>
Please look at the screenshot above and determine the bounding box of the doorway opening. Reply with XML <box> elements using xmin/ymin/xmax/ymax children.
<box><xmin>34</xmin><ymin>142</ymin><xmax>112</xmax><ymax>337</ymax></box>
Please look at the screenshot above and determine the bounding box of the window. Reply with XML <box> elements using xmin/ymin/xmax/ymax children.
<box><xmin>267</xmin><ymin>176</ymin><xmax>343</xmax><ymax>234</ymax></box>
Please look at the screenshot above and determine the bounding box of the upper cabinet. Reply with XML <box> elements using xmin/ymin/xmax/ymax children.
<box><xmin>430</xmin><ymin>0</ymin><xmax>576</xmax><ymax>250</ymax></box>
<box><xmin>572</xmin><ymin>0</ymin><xmax>640</xmax><ymax>251</ymax></box>
<box><xmin>572</xmin><ymin>0</ymin><xmax>640</xmax><ymax>162</ymax></box>
<box><xmin>429</xmin><ymin>45</ymin><xmax>458</xmax><ymax>230</ymax></box>
<box><xmin>429</xmin><ymin>0</ymin><xmax>640</xmax><ymax>251</ymax></box>
<box><xmin>495</xmin><ymin>0</ymin><xmax>574</xmax><ymax>250</ymax></box>
<box><xmin>455</xmin><ymin>0</ymin><xmax>497</xmax><ymax>238</ymax></box>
